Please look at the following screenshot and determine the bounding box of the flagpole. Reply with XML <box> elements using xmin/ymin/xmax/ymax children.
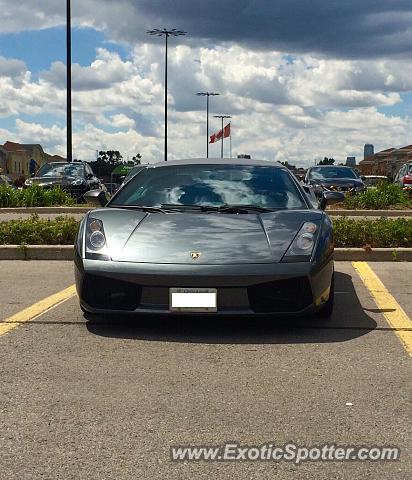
<box><xmin>196</xmin><ymin>92</ymin><xmax>220</xmax><ymax>158</ymax></box>
<box><xmin>214</xmin><ymin>115</ymin><xmax>231</xmax><ymax>159</ymax></box>
<box><xmin>221</xmin><ymin>117</ymin><xmax>223</xmax><ymax>158</ymax></box>
<box><xmin>230</xmin><ymin>123</ymin><xmax>232</xmax><ymax>158</ymax></box>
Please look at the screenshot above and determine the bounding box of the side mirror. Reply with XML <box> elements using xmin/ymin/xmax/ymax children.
<box><xmin>83</xmin><ymin>189</ymin><xmax>108</xmax><ymax>207</ymax></box>
<box><xmin>319</xmin><ymin>191</ymin><xmax>345</xmax><ymax>210</ymax></box>
<box><xmin>361</xmin><ymin>175</ymin><xmax>366</xmax><ymax>181</ymax></box>
<box><xmin>87</xmin><ymin>173</ymin><xmax>93</xmax><ymax>179</ymax></box>
<box><xmin>31</xmin><ymin>173</ymin><xmax>35</xmax><ymax>177</ymax></box>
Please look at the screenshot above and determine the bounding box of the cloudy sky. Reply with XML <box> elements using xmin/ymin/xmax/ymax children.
<box><xmin>0</xmin><ymin>0</ymin><xmax>412</xmax><ymax>166</ymax></box>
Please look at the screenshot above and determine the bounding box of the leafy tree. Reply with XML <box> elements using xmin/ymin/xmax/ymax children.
<box><xmin>132</xmin><ymin>154</ymin><xmax>142</xmax><ymax>165</ymax></box>
<box><xmin>318</xmin><ymin>157</ymin><xmax>335</xmax><ymax>165</ymax></box>
<box><xmin>90</xmin><ymin>150</ymin><xmax>123</xmax><ymax>177</ymax></box>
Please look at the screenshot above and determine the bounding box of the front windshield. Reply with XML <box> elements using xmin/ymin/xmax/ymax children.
<box><xmin>309</xmin><ymin>167</ymin><xmax>359</xmax><ymax>180</ymax></box>
<box><xmin>37</xmin><ymin>163</ymin><xmax>85</xmax><ymax>177</ymax></box>
<box><xmin>111</xmin><ymin>164</ymin><xmax>307</xmax><ymax>210</ymax></box>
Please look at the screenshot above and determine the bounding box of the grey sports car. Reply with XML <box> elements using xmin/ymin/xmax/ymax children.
<box><xmin>75</xmin><ymin>158</ymin><xmax>343</xmax><ymax>318</ymax></box>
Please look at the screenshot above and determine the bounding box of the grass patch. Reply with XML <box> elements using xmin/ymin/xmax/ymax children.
<box><xmin>0</xmin><ymin>184</ymin><xmax>75</xmax><ymax>207</ymax></box>
<box><xmin>342</xmin><ymin>182</ymin><xmax>412</xmax><ymax>210</ymax></box>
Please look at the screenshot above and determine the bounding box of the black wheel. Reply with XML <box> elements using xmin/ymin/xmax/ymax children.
<box><xmin>317</xmin><ymin>274</ymin><xmax>334</xmax><ymax>318</ymax></box>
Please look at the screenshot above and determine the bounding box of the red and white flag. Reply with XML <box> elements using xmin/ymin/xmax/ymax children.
<box><xmin>209</xmin><ymin>129</ymin><xmax>223</xmax><ymax>143</ymax></box>
<box><xmin>210</xmin><ymin>124</ymin><xmax>231</xmax><ymax>143</ymax></box>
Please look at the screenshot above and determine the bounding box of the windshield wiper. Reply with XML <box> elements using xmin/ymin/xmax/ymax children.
<box><xmin>160</xmin><ymin>203</ymin><xmax>274</xmax><ymax>213</ymax></box>
<box><xmin>217</xmin><ymin>204</ymin><xmax>274</xmax><ymax>213</ymax></box>
<box><xmin>113</xmin><ymin>205</ymin><xmax>168</xmax><ymax>213</ymax></box>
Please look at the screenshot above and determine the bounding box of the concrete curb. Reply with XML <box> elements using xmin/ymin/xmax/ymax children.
<box><xmin>1</xmin><ymin>246</ymin><xmax>412</xmax><ymax>261</ymax></box>
<box><xmin>327</xmin><ymin>209</ymin><xmax>412</xmax><ymax>217</ymax></box>
<box><xmin>0</xmin><ymin>245</ymin><xmax>74</xmax><ymax>260</ymax></box>
<box><xmin>0</xmin><ymin>207</ymin><xmax>91</xmax><ymax>214</ymax></box>
<box><xmin>333</xmin><ymin>248</ymin><xmax>412</xmax><ymax>261</ymax></box>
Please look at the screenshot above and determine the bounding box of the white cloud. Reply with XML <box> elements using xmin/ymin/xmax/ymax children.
<box><xmin>1</xmin><ymin>31</ymin><xmax>412</xmax><ymax>165</ymax></box>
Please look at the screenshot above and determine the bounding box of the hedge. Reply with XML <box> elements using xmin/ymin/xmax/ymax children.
<box><xmin>342</xmin><ymin>182</ymin><xmax>411</xmax><ymax>210</ymax></box>
<box><xmin>0</xmin><ymin>184</ymin><xmax>75</xmax><ymax>207</ymax></box>
<box><xmin>0</xmin><ymin>215</ymin><xmax>79</xmax><ymax>245</ymax></box>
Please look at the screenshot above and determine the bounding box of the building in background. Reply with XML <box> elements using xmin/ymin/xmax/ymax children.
<box><xmin>346</xmin><ymin>156</ymin><xmax>356</xmax><ymax>167</ymax></box>
<box><xmin>0</xmin><ymin>141</ymin><xmax>63</xmax><ymax>180</ymax></box>
<box><xmin>358</xmin><ymin>144</ymin><xmax>412</xmax><ymax>179</ymax></box>
<box><xmin>364</xmin><ymin>144</ymin><xmax>374</xmax><ymax>160</ymax></box>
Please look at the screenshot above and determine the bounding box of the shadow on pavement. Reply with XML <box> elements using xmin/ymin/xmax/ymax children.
<box><xmin>86</xmin><ymin>272</ymin><xmax>377</xmax><ymax>344</ymax></box>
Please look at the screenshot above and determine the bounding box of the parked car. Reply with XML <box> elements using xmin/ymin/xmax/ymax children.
<box><xmin>394</xmin><ymin>162</ymin><xmax>412</xmax><ymax>190</ymax></box>
<box><xmin>76</xmin><ymin>158</ymin><xmax>344</xmax><ymax>318</ymax></box>
<box><xmin>363</xmin><ymin>175</ymin><xmax>388</xmax><ymax>188</ymax></box>
<box><xmin>304</xmin><ymin>165</ymin><xmax>366</xmax><ymax>197</ymax></box>
<box><xmin>24</xmin><ymin>161</ymin><xmax>101</xmax><ymax>199</ymax></box>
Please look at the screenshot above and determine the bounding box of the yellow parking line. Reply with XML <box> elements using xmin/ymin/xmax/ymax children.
<box><xmin>353</xmin><ymin>262</ymin><xmax>412</xmax><ymax>357</ymax></box>
<box><xmin>0</xmin><ymin>285</ymin><xmax>76</xmax><ymax>337</ymax></box>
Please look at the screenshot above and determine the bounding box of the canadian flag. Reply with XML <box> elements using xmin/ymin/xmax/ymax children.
<box><xmin>209</xmin><ymin>129</ymin><xmax>222</xmax><ymax>143</ymax></box>
<box><xmin>209</xmin><ymin>123</ymin><xmax>230</xmax><ymax>143</ymax></box>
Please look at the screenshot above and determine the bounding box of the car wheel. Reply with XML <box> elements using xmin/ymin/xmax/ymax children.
<box><xmin>317</xmin><ymin>274</ymin><xmax>334</xmax><ymax>318</ymax></box>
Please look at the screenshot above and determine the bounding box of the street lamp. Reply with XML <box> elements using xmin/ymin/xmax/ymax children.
<box><xmin>196</xmin><ymin>92</ymin><xmax>220</xmax><ymax>158</ymax></box>
<box><xmin>66</xmin><ymin>0</ymin><xmax>72</xmax><ymax>162</ymax></box>
<box><xmin>213</xmin><ymin>115</ymin><xmax>232</xmax><ymax>158</ymax></box>
<box><xmin>147</xmin><ymin>28</ymin><xmax>187</xmax><ymax>162</ymax></box>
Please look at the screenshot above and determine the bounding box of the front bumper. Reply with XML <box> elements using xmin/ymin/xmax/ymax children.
<box><xmin>75</xmin><ymin>257</ymin><xmax>333</xmax><ymax>317</ymax></box>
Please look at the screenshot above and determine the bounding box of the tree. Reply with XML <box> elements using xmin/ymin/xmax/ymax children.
<box><xmin>90</xmin><ymin>150</ymin><xmax>123</xmax><ymax>177</ymax></box>
<box><xmin>132</xmin><ymin>153</ymin><xmax>142</xmax><ymax>165</ymax></box>
<box><xmin>318</xmin><ymin>157</ymin><xmax>335</xmax><ymax>165</ymax></box>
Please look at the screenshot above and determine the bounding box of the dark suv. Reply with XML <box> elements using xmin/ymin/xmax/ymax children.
<box><xmin>304</xmin><ymin>165</ymin><xmax>366</xmax><ymax>197</ymax></box>
<box><xmin>24</xmin><ymin>161</ymin><xmax>101</xmax><ymax>198</ymax></box>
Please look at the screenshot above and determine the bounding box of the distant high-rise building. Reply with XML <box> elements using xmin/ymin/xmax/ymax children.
<box><xmin>346</xmin><ymin>156</ymin><xmax>356</xmax><ymax>167</ymax></box>
<box><xmin>364</xmin><ymin>144</ymin><xmax>374</xmax><ymax>160</ymax></box>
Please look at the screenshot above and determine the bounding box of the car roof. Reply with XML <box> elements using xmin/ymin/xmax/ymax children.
<box><xmin>309</xmin><ymin>165</ymin><xmax>353</xmax><ymax>169</ymax></box>
<box><xmin>45</xmin><ymin>161</ymin><xmax>84</xmax><ymax>166</ymax></box>
<box><xmin>149</xmin><ymin>158</ymin><xmax>286</xmax><ymax>168</ymax></box>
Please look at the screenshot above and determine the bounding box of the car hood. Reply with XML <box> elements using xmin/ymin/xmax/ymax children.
<box><xmin>30</xmin><ymin>176</ymin><xmax>81</xmax><ymax>185</ymax></box>
<box><xmin>90</xmin><ymin>208</ymin><xmax>324</xmax><ymax>264</ymax></box>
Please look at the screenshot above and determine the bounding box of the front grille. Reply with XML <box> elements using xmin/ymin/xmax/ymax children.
<box><xmin>247</xmin><ymin>277</ymin><xmax>312</xmax><ymax>313</ymax></box>
<box><xmin>82</xmin><ymin>274</ymin><xmax>141</xmax><ymax>311</ymax></box>
<box><xmin>326</xmin><ymin>185</ymin><xmax>352</xmax><ymax>192</ymax></box>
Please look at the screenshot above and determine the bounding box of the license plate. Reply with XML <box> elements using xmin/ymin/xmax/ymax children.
<box><xmin>169</xmin><ymin>288</ymin><xmax>217</xmax><ymax>312</ymax></box>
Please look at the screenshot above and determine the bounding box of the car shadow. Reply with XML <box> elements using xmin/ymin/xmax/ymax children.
<box><xmin>86</xmin><ymin>272</ymin><xmax>377</xmax><ymax>344</ymax></box>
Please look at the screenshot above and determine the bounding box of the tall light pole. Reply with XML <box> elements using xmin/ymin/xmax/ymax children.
<box><xmin>147</xmin><ymin>28</ymin><xmax>187</xmax><ymax>162</ymax></box>
<box><xmin>66</xmin><ymin>0</ymin><xmax>72</xmax><ymax>162</ymax></box>
<box><xmin>196</xmin><ymin>92</ymin><xmax>219</xmax><ymax>158</ymax></box>
<box><xmin>213</xmin><ymin>115</ymin><xmax>231</xmax><ymax>158</ymax></box>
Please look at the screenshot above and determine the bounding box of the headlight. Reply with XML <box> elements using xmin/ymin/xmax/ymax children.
<box><xmin>71</xmin><ymin>178</ymin><xmax>84</xmax><ymax>186</ymax></box>
<box><xmin>85</xmin><ymin>217</ymin><xmax>110</xmax><ymax>260</ymax></box>
<box><xmin>282</xmin><ymin>222</ymin><xmax>319</xmax><ymax>262</ymax></box>
<box><xmin>24</xmin><ymin>179</ymin><xmax>32</xmax><ymax>186</ymax></box>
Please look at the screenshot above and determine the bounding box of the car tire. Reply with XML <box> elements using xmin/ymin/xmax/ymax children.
<box><xmin>317</xmin><ymin>274</ymin><xmax>334</xmax><ymax>318</ymax></box>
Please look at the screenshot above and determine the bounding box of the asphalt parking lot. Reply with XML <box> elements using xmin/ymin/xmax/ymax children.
<box><xmin>0</xmin><ymin>261</ymin><xmax>411</xmax><ymax>479</ymax></box>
